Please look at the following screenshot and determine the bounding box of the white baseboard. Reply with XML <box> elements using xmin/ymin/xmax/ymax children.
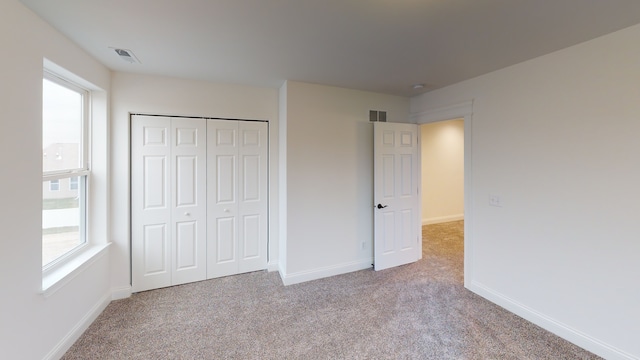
<box><xmin>43</xmin><ymin>292</ymin><xmax>111</xmax><ymax>360</ymax></box>
<box><xmin>468</xmin><ymin>281</ymin><xmax>637</xmax><ymax>360</ymax></box>
<box><xmin>111</xmin><ymin>285</ymin><xmax>132</xmax><ymax>300</ymax></box>
<box><xmin>422</xmin><ymin>214</ymin><xmax>464</xmax><ymax>225</ymax></box>
<box><xmin>280</xmin><ymin>259</ymin><xmax>372</xmax><ymax>286</ymax></box>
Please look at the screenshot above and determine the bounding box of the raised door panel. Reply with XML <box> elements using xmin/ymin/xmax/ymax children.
<box><xmin>175</xmin><ymin>156</ymin><xmax>197</xmax><ymax>206</ymax></box>
<box><xmin>143</xmin><ymin>224</ymin><xmax>168</xmax><ymax>274</ymax></box>
<box><xmin>241</xmin><ymin>215</ymin><xmax>261</xmax><ymax>259</ymax></box>
<box><xmin>143</xmin><ymin>156</ymin><xmax>168</xmax><ymax>209</ymax></box>
<box><xmin>216</xmin><ymin>156</ymin><xmax>236</xmax><ymax>203</ymax></box>
<box><xmin>216</xmin><ymin>217</ymin><xmax>236</xmax><ymax>263</ymax></box>
<box><xmin>175</xmin><ymin>221</ymin><xmax>197</xmax><ymax>269</ymax></box>
<box><xmin>381</xmin><ymin>212</ymin><xmax>395</xmax><ymax>254</ymax></box>
<box><xmin>132</xmin><ymin>116</ymin><xmax>172</xmax><ymax>292</ymax></box>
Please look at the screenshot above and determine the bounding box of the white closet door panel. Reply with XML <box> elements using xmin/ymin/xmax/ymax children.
<box><xmin>207</xmin><ymin>120</ymin><xmax>240</xmax><ymax>278</ymax></box>
<box><xmin>143</xmin><ymin>156</ymin><xmax>167</xmax><ymax>208</ymax></box>
<box><xmin>238</xmin><ymin>121</ymin><xmax>268</xmax><ymax>273</ymax></box>
<box><xmin>134</xmin><ymin>117</ymin><xmax>268</xmax><ymax>288</ymax></box>
<box><xmin>216</xmin><ymin>156</ymin><xmax>236</xmax><ymax>203</ymax></box>
<box><xmin>208</xmin><ymin>120</ymin><xmax>268</xmax><ymax>278</ymax></box>
<box><xmin>132</xmin><ymin>116</ymin><xmax>172</xmax><ymax>292</ymax></box>
<box><xmin>209</xmin><ymin>216</ymin><xmax>238</xmax><ymax>277</ymax></box>
<box><xmin>142</xmin><ymin>224</ymin><xmax>168</xmax><ymax>274</ymax></box>
<box><xmin>241</xmin><ymin>214</ymin><xmax>261</xmax><ymax>258</ymax></box>
<box><xmin>175</xmin><ymin>221</ymin><xmax>197</xmax><ymax>268</ymax></box>
<box><xmin>216</xmin><ymin>217</ymin><xmax>236</xmax><ymax>262</ymax></box>
<box><xmin>171</xmin><ymin>118</ymin><xmax>207</xmax><ymax>286</ymax></box>
<box><xmin>175</xmin><ymin>156</ymin><xmax>197</xmax><ymax>206</ymax></box>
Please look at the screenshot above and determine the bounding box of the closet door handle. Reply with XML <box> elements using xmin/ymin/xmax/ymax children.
<box><xmin>376</xmin><ymin>204</ymin><xmax>388</xmax><ymax>209</ymax></box>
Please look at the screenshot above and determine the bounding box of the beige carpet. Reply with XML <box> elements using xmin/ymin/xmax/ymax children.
<box><xmin>62</xmin><ymin>221</ymin><xmax>600</xmax><ymax>359</ymax></box>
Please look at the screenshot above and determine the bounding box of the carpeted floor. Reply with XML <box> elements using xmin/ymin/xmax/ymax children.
<box><xmin>62</xmin><ymin>221</ymin><xmax>600</xmax><ymax>359</ymax></box>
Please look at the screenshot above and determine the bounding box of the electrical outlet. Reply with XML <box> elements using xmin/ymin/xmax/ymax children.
<box><xmin>489</xmin><ymin>194</ymin><xmax>502</xmax><ymax>207</ymax></box>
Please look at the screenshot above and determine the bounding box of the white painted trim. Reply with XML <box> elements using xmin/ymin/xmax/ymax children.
<box><xmin>411</xmin><ymin>100</ymin><xmax>473</xmax><ymax>124</ymax></box>
<box><xmin>468</xmin><ymin>281</ymin><xmax>637</xmax><ymax>360</ymax></box>
<box><xmin>42</xmin><ymin>292</ymin><xmax>111</xmax><ymax>360</ymax></box>
<box><xmin>42</xmin><ymin>243</ymin><xmax>111</xmax><ymax>297</ymax></box>
<box><xmin>422</xmin><ymin>214</ymin><xmax>464</xmax><ymax>225</ymax></box>
<box><xmin>267</xmin><ymin>260</ymin><xmax>280</xmax><ymax>272</ymax></box>
<box><xmin>280</xmin><ymin>259</ymin><xmax>372</xmax><ymax>286</ymax></box>
<box><xmin>111</xmin><ymin>285</ymin><xmax>132</xmax><ymax>300</ymax></box>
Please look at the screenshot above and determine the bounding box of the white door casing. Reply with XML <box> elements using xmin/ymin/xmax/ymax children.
<box><xmin>374</xmin><ymin>122</ymin><xmax>420</xmax><ymax>271</ymax></box>
<box><xmin>207</xmin><ymin>120</ymin><xmax>268</xmax><ymax>278</ymax></box>
<box><xmin>131</xmin><ymin>115</ymin><xmax>207</xmax><ymax>292</ymax></box>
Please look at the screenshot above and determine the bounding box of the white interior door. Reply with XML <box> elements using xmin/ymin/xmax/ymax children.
<box><xmin>374</xmin><ymin>122</ymin><xmax>420</xmax><ymax>271</ymax></box>
<box><xmin>132</xmin><ymin>115</ymin><xmax>207</xmax><ymax>292</ymax></box>
<box><xmin>207</xmin><ymin>120</ymin><xmax>268</xmax><ymax>278</ymax></box>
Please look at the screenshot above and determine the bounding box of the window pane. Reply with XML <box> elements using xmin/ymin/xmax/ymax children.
<box><xmin>42</xmin><ymin>176</ymin><xmax>85</xmax><ymax>266</ymax></box>
<box><xmin>69</xmin><ymin>176</ymin><xmax>78</xmax><ymax>190</ymax></box>
<box><xmin>49</xmin><ymin>179</ymin><xmax>59</xmax><ymax>191</ymax></box>
<box><xmin>43</xmin><ymin>78</ymin><xmax>83</xmax><ymax>172</ymax></box>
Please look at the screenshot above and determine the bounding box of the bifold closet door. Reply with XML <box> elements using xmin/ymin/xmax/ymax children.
<box><xmin>207</xmin><ymin>120</ymin><xmax>268</xmax><ymax>278</ymax></box>
<box><xmin>131</xmin><ymin>115</ymin><xmax>207</xmax><ymax>292</ymax></box>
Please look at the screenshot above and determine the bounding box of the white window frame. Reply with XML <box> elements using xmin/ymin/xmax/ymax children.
<box><xmin>42</xmin><ymin>70</ymin><xmax>91</xmax><ymax>272</ymax></box>
<box><xmin>40</xmin><ymin>59</ymin><xmax>111</xmax><ymax>298</ymax></box>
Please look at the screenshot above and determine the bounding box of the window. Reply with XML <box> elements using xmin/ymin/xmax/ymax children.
<box><xmin>69</xmin><ymin>177</ymin><xmax>78</xmax><ymax>190</ymax></box>
<box><xmin>49</xmin><ymin>179</ymin><xmax>60</xmax><ymax>191</ymax></box>
<box><xmin>42</xmin><ymin>71</ymin><xmax>89</xmax><ymax>268</ymax></box>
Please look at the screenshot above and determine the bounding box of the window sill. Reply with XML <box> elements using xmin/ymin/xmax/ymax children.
<box><xmin>41</xmin><ymin>242</ymin><xmax>111</xmax><ymax>298</ymax></box>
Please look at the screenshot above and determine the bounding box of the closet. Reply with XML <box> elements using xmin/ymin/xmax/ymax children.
<box><xmin>131</xmin><ymin>115</ymin><xmax>267</xmax><ymax>292</ymax></box>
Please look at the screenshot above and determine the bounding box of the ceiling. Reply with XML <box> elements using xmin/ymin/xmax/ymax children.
<box><xmin>20</xmin><ymin>0</ymin><xmax>640</xmax><ymax>97</ymax></box>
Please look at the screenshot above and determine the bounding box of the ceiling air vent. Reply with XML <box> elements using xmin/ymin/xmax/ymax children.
<box><xmin>369</xmin><ymin>110</ymin><xmax>387</xmax><ymax>122</ymax></box>
<box><xmin>112</xmin><ymin>48</ymin><xmax>140</xmax><ymax>64</ymax></box>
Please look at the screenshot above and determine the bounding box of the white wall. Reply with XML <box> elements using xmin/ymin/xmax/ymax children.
<box><xmin>420</xmin><ymin>120</ymin><xmax>464</xmax><ymax>224</ymax></box>
<box><xmin>279</xmin><ymin>81</ymin><xmax>410</xmax><ymax>284</ymax></box>
<box><xmin>0</xmin><ymin>1</ymin><xmax>112</xmax><ymax>359</ymax></box>
<box><xmin>411</xmin><ymin>25</ymin><xmax>640</xmax><ymax>359</ymax></box>
<box><xmin>110</xmin><ymin>72</ymin><xmax>280</xmax><ymax>296</ymax></box>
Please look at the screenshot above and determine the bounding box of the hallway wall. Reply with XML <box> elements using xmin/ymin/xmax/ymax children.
<box><xmin>421</xmin><ymin>119</ymin><xmax>464</xmax><ymax>224</ymax></box>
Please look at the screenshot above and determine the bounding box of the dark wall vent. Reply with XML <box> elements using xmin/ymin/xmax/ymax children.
<box><xmin>369</xmin><ymin>110</ymin><xmax>387</xmax><ymax>122</ymax></box>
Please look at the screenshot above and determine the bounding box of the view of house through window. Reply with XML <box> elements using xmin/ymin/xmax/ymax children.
<box><xmin>42</xmin><ymin>74</ymin><xmax>88</xmax><ymax>267</ymax></box>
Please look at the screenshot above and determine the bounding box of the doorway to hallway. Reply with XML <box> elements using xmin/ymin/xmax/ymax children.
<box><xmin>420</xmin><ymin>118</ymin><xmax>465</xmax><ymax>279</ymax></box>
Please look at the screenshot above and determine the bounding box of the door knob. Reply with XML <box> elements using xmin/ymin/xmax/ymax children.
<box><xmin>376</xmin><ymin>204</ymin><xmax>388</xmax><ymax>209</ymax></box>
